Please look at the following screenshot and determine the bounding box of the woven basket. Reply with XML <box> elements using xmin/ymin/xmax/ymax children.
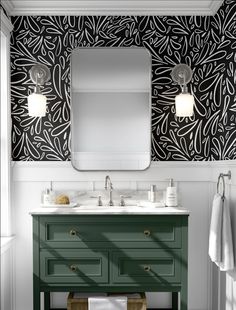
<box><xmin>67</xmin><ymin>292</ymin><xmax>146</xmax><ymax>310</ymax></box>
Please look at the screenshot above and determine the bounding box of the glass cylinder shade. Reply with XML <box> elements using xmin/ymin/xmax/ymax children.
<box><xmin>175</xmin><ymin>93</ymin><xmax>194</xmax><ymax>117</ymax></box>
<box><xmin>28</xmin><ymin>93</ymin><xmax>47</xmax><ymax>117</ymax></box>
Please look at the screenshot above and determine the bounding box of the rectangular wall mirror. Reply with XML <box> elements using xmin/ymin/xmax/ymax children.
<box><xmin>71</xmin><ymin>47</ymin><xmax>151</xmax><ymax>171</ymax></box>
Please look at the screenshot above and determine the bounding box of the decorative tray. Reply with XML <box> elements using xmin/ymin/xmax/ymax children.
<box><xmin>40</xmin><ymin>203</ymin><xmax>77</xmax><ymax>208</ymax></box>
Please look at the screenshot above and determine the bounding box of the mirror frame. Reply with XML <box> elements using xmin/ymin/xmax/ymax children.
<box><xmin>70</xmin><ymin>46</ymin><xmax>152</xmax><ymax>171</ymax></box>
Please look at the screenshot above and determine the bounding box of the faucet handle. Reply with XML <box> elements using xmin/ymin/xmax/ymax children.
<box><xmin>97</xmin><ymin>195</ymin><xmax>103</xmax><ymax>206</ymax></box>
<box><xmin>120</xmin><ymin>195</ymin><xmax>125</xmax><ymax>206</ymax></box>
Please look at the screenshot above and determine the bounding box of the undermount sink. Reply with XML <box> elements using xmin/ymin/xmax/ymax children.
<box><xmin>76</xmin><ymin>204</ymin><xmax>166</xmax><ymax>213</ymax></box>
<box><xmin>77</xmin><ymin>201</ymin><xmax>165</xmax><ymax>209</ymax></box>
<box><xmin>77</xmin><ymin>205</ymin><xmax>139</xmax><ymax>210</ymax></box>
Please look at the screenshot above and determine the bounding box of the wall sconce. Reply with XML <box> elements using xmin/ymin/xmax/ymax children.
<box><xmin>28</xmin><ymin>64</ymin><xmax>50</xmax><ymax>117</ymax></box>
<box><xmin>171</xmin><ymin>64</ymin><xmax>195</xmax><ymax>117</ymax></box>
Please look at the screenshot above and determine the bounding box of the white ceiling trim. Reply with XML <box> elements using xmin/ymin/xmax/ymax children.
<box><xmin>209</xmin><ymin>0</ymin><xmax>224</xmax><ymax>13</ymax></box>
<box><xmin>1</xmin><ymin>0</ymin><xmax>14</xmax><ymax>15</ymax></box>
<box><xmin>2</xmin><ymin>0</ymin><xmax>224</xmax><ymax>16</ymax></box>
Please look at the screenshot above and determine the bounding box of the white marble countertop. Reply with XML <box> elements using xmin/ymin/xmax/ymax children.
<box><xmin>30</xmin><ymin>206</ymin><xmax>190</xmax><ymax>215</ymax></box>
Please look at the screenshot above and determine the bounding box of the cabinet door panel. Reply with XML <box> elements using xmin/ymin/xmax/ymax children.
<box><xmin>111</xmin><ymin>249</ymin><xmax>182</xmax><ymax>284</ymax></box>
<box><xmin>40</xmin><ymin>249</ymin><xmax>108</xmax><ymax>284</ymax></box>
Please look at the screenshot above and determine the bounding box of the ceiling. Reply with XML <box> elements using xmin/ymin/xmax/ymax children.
<box><xmin>2</xmin><ymin>0</ymin><xmax>224</xmax><ymax>16</ymax></box>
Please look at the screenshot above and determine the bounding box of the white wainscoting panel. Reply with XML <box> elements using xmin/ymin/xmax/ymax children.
<box><xmin>12</xmin><ymin>160</ymin><xmax>236</xmax><ymax>310</ymax></box>
<box><xmin>1</xmin><ymin>237</ymin><xmax>15</xmax><ymax>310</ymax></box>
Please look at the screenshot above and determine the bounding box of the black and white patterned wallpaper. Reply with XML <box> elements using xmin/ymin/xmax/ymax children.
<box><xmin>10</xmin><ymin>0</ymin><xmax>236</xmax><ymax>161</ymax></box>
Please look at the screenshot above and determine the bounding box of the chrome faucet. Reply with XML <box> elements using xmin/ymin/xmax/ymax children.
<box><xmin>105</xmin><ymin>175</ymin><xmax>113</xmax><ymax>206</ymax></box>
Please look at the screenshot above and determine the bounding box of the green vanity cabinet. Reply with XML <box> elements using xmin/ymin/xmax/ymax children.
<box><xmin>32</xmin><ymin>213</ymin><xmax>189</xmax><ymax>310</ymax></box>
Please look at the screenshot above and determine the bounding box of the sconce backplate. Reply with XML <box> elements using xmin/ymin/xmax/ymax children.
<box><xmin>29</xmin><ymin>64</ymin><xmax>51</xmax><ymax>85</ymax></box>
<box><xmin>171</xmin><ymin>63</ymin><xmax>193</xmax><ymax>86</ymax></box>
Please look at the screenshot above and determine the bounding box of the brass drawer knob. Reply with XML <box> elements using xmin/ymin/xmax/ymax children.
<box><xmin>69</xmin><ymin>229</ymin><xmax>77</xmax><ymax>236</ymax></box>
<box><xmin>70</xmin><ymin>265</ymin><xmax>77</xmax><ymax>272</ymax></box>
<box><xmin>144</xmin><ymin>265</ymin><xmax>151</xmax><ymax>272</ymax></box>
<box><xmin>144</xmin><ymin>230</ymin><xmax>151</xmax><ymax>237</ymax></box>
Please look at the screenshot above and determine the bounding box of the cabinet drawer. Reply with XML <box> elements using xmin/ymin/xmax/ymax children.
<box><xmin>40</xmin><ymin>216</ymin><xmax>182</xmax><ymax>248</ymax></box>
<box><xmin>111</xmin><ymin>249</ymin><xmax>181</xmax><ymax>284</ymax></box>
<box><xmin>40</xmin><ymin>249</ymin><xmax>108</xmax><ymax>284</ymax></box>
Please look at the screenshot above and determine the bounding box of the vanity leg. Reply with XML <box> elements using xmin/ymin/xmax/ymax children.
<box><xmin>33</xmin><ymin>217</ymin><xmax>41</xmax><ymax>310</ymax></box>
<box><xmin>33</xmin><ymin>285</ymin><xmax>40</xmax><ymax>310</ymax></box>
<box><xmin>44</xmin><ymin>292</ymin><xmax>50</xmax><ymax>310</ymax></box>
<box><xmin>180</xmin><ymin>217</ymin><xmax>188</xmax><ymax>310</ymax></box>
<box><xmin>172</xmin><ymin>292</ymin><xmax>178</xmax><ymax>310</ymax></box>
<box><xmin>180</xmin><ymin>286</ymin><xmax>187</xmax><ymax>310</ymax></box>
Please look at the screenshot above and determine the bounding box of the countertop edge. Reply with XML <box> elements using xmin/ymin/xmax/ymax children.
<box><xmin>29</xmin><ymin>207</ymin><xmax>190</xmax><ymax>216</ymax></box>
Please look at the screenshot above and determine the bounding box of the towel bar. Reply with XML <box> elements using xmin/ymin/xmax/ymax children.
<box><xmin>217</xmin><ymin>171</ymin><xmax>231</xmax><ymax>199</ymax></box>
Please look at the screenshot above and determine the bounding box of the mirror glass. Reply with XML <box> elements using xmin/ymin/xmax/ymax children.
<box><xmin>71</xmin><ymin>47</ymin><xmax>151</xmax><ymax>171</ymax></box>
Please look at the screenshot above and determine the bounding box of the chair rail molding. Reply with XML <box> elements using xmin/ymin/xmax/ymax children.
<box><xmin>12</xmin><ymin>160</ymin><xmax>236</xmax><ymax>186</ymax></box>
<box><xmin>2</xmin><ymin>0</ymin><xmax>224</xmax><ymax>16</ymax></box>
<box><xmin>12</xmin><ymin>160</ymin><xmax>213</xmax><ymax>183</ymax></box>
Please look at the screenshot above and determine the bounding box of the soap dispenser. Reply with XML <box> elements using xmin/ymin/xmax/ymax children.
<box><xmin>165</xmin><ymin>179</ymin><xmax>178</xmax><ymax>207</ymax></box>
<box><xmin>43</xmin><ymin>182</ymin><xmax>55</xmax><ymax>205</ymax></box>
<box><xmin>43</xmin><ymin>189</ymin><xmax>51</xmax><ymax>205</ymax></box>
<box><xmin>148</xmin><ymin>185</ymin><xmax>156</xmax><ymax>202</ymax></box>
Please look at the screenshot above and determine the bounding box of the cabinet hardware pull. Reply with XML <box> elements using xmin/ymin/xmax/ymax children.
<box><xmin>69</xmin><ymin>229</ymin><xmax>77</xmax><ymax>236</ymax></box>
<box><xmin>144</xmin><ymin>230</ymin><xmax>151</xmax><ymax>237</ymax></box>
<box><xmin>70</xmin><ymin>265</ymin><xmax>77</xmax><ymax>272</ymax></box>
<box><xmin>144</xmin><ymin>265</ymin><xmax>151</xmax><ymax>272</ymax></box>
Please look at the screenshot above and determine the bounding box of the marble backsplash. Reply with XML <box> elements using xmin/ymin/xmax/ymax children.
<box><xmin>41</xmin><ymin>189</ymin><xmax>166</xmax><ymax>207</ymax></box>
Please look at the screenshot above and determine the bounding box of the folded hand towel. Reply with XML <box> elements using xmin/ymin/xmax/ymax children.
<box><xmin>88</xmin><ymin>296</ymin><xmax>127</xmax><ymax>310</ymax></box>
<box><xmin>209</xmin><ymin>193</ymin><xmax>234</xmax><ymax>271</ymax></box>
<box><xmin>219</xmin><ymin>197</ymin><xmax>234</xmax><ymax>271</ymax></box>
<box><xmin>209</xmin><ymin>194</ymin><xmax>223</xmax><ymax>263</ymax></box>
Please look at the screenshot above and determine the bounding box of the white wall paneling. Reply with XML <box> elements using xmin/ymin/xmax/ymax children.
<box><xmin>13</xmin><ymin>160</ymin><xmax>234</xmax><ymax>310</ymax></box>
<box><xmin>1</xmin><ymin>237</ymin><xmax>15</xmax><ymax>310</ymax></box>
<box><xmin>12</xmin><ymin>160</ymin><xmax>236</xmax><ymax>310</ymax></box>
<box><xmin>0</xmin><ymin>9</ymin><xmax>15</xmax><ymax>310</ymax></box>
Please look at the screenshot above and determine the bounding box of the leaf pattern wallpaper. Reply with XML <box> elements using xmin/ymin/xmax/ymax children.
<box><xmin>10</xmin><ymin>0</ymin><xmax>236</xmax><ymax>161</ymax></box>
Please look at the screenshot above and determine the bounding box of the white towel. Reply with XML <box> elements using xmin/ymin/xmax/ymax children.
<box><xmin>88</xmin><ymin>296</ymin><xmax>127</xmax><ymax>310</ymax></box>
<box><xmin>209</xmin><ymin>194</ymin><xmax>223</xmax><ymax>263</ymax></box>
<box><xmin>209</xmin><ymin>193</ymin><xmax>234</xmax><ymax>271</ymax></box>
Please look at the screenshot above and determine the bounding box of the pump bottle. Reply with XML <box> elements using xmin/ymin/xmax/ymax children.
<box><xmin>165</xmin><ymin>179</ymin><xmax>178</xmax><ymax>207</ymax></box>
